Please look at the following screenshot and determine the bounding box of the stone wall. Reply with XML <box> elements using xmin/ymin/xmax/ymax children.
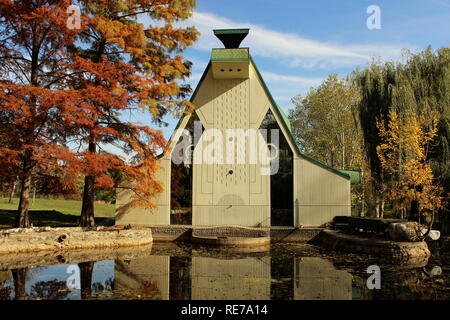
<box><xmin>0</xmin><ymin>245</ymin><xmax>152</xmax><ymax>270</ymax></box>
<box><xmin>270</xmin><ymin>227</ymin><xmax>322</xmax><ymax>243</ymax></box>
<box><xmin>147</xmin><ymin>225</ymin><xmax>321</xmax><ymax>243</ymax></box>
<box><xmin>314</xmin><ymin>230</ymin><xmax>431</xmax><ymax>264</ymax></box>
<box><xmin>0</xmin><ymin>226</ymin><xmax>152</xmax><ymax>254</ymax></box>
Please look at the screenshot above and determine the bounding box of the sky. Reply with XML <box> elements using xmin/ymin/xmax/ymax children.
<box><xmin>140</xmin><ymin>0</ymin><xmax>450</xmax><ymax>141</ymax></box>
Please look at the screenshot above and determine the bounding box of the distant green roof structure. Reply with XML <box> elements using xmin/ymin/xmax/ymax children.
<box><xmin>338</xmin><ymin>170</ymin><xmax>361</xmax><ymax>184</ymax></box>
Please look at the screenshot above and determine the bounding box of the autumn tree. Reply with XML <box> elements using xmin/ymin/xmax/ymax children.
<box><xmin>289</xmin><ymin>74</ymin><xmax>362</xmax><ymax>170</ymax></box>
<box><xmin>0</xmin><ymin>0</ymin><xmax>84</xmax><ymax>227</ymax></box>
<box><xmin>353</xmin><ymin>46</ymin><xmax>449</xmax><ymax>219</ymax></box>
<box><xmin>376</xmin><ymin>110</ymin><xmax>444</xmax><ymax>225</ymax></box>
<box><xmin>69</xmin><ymin>0</ymin><xmax>198</xmax><ymax>227</ymax></box>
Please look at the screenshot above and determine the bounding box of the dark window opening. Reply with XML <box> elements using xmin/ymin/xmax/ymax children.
<box><xmin>260</xmin><ymin>109</ymin><xmax>294</xmax><ymax>227</ymax></box>
<box><xmin>170</xmin><ymin>112</ymin><xmax>203</xmax><ymax>225</ymax></box>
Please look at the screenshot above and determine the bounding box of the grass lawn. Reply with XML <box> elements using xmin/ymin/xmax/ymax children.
<box><xmin>0</xmin><ymin>197</ymin><xmax>115</xmax><ymax>228</ymax></box>
<box><xmin>0</xmin><ymin>197</ymin><xmax>114</xmax><ymax>217</ymax></box>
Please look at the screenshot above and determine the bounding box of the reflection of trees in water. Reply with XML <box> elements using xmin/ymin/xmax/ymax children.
<box><xmin>78</xmin><ymin>262</ymin><xmax>94</xmax><ymax>300</ymax></box>
<box><xmin>29</xmin><ymin>280</ymin><xmax>69</xmax><ymax>300</ymax></box>
<box><xmin>372</xmin><ymin>269</ymin><xmax>439</xmax><ymax>300</ymax></box>
<box><xmin>0</xmin><ymin>280</ymin><xmax>13</xmax><ymax>300</ymax></box>
<box><xmin>138</xmin><ymin>281</ymin><xmax>162</xmax><ymax>300</ymax></box>
<box><xmin>12</xmin><ymin>268</ymin><xmax>27</xmax><ymax>300</ymax></box>
<box><xmin>92</xmin><ymin>278</ymin><xmax>114</xmax><ymax>295</ymax></box>
<box><xmin>346</xmin><ymin>265</ymin><xmax>442</xmax><ymax>300</ymax></box>
<box><xmin>73</xmin><ymin>261</ymin><xmax>114</xmax><ymax>300</ymax></box>
<box><xmin>169</xmin><ymin>257</ymin><xmax>191</xmax><ymax>300</ymax></box>
<box><xmin>114</xmin><ymin>260</ymin><xmax>163</xmax><ymax>300</ymax></box>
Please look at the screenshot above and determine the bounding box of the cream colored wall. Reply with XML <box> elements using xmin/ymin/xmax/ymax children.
<box><xmin>115</xmin><ymin>58</ymin><xmax>351</xmax><ymax>228</ymax></box>
<box><xmin>293</xmin><ymin>157</ymin><xmax>351</xmax><ymax>227</ymax></box>
<box><xmin>191</xmin><ymin>256</ymin><xmax>271</xmax><ymax>300</ymax></box>
<box><xmin>115</xmin><ymin>156</ymin><xmax>171</xmax><ymax>226</ymax></box>
<box><xmin>192</xmin><ymin>63</ymin><xmax>271</xmax><ymax>227</ymax></box>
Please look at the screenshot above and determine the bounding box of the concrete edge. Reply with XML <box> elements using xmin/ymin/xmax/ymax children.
<box><xmin>0</xmin><ymin>226</ymin><xmax>153</xmax><ymax>255</ymax></box>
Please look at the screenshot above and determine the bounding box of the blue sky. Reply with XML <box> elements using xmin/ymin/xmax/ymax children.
<box><xmin>144</xmin><ymin>0</ymin><xmax>450</xmax><ymax>140</ymax></box>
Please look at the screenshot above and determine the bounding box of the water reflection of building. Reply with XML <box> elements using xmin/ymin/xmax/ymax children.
<box><xmin>114</xmin><ymin>256</ymin><xmax>170</xmax><ymax>300</ymax></box>
<box><xmin>294</xmin><ymin>258</ymin><xmax>353</xmax><ymax>300</ymax></box>
<box><xmin>114</xmin><ymin>254</ymin><xmax>353</xmax><ymax>300</ymax></box>
<box><xmin>191</xmin><ymin>257</ymin><xmax>271</xmax><ymax>300</ymax></box>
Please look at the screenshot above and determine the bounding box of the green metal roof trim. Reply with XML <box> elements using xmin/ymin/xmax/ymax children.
<box><xmin>249</xmin><ymin>55</ymin><xmax>350</xmax><ymax>181</ymax></box>
<box><xmin>211</xmin><ymin>48</ymin><xmax>249</xmax><ymax>62</ymax></box>
<box><xmin>279</xmin><ymin>108</ymin><xmax>292</xmax><ymax>131</ymax></box>
<box><xmin>213</xmin><ymin>28</ymin><xmax>250</xmax><ymax>34</ymax></box>
<box><xmin>190</xmin><ymin>61</ymin><xmax>211</xmax><ymax>103</ymax></box>
<box><xmin>338</xmin><ymin>170</ymin><xmax>361</xmax><ymax>184</ymax></box>
<box><xmin>162</xmin><ymin>61</ymin><xmax>212</xmax><ymax>157</ymax></box>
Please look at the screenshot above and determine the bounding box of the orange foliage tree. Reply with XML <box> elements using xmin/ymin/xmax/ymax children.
<box><xmin>69</xmin><ymin>0</ymin><xmax>198</xmax><ymax>227</ymax></box>
<box><xmin>376</xmin><ymin>110</ymin><xmax>444</xmax><ymax>224</ymax></box>
<box><xmin>0</xmin><ymin>0</ymin><xmax>198</xmax><ymax>228</ymax></box>
<box><xmin>0</xmin><ymin>0</ymin><xmax>84</xmax><ymax>227</ymax></box>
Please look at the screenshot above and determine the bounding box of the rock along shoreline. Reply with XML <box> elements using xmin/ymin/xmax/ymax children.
<box><xmin>313</xmin><ymin>229</ymin><xmax>431</xmax><ymax>264</ymax></box>
<box><xmin>0</xmin><ymin>226</ymin><xmax>152</xmax><ymax>255</ymax></box>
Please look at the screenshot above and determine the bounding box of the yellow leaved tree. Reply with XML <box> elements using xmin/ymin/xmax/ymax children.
<box><xmin>376</xmin><ymin>110</ymin><xmax>444</xmax><ymax>229</ymax></box>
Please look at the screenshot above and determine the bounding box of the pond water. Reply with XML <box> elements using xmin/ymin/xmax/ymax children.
<box><xmin>0</xmin><ymin>242</ymin><xmax>449</xmax><ymax>300</ymax></box>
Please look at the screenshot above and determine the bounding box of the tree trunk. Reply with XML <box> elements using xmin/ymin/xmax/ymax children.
<box><xmin>12</xmin><ymin>268</ymin><xmax>27</xmax><ymax>300</ymax></box>
<box><xmin>379</xmin><ymin>198</ymin><xmax>385</xmax><ymax>218</ymax></box>
<box><xmin>410</xmin><ymin>200</ymin><xmax>419</xmax><ymax>221</ymax></box>
<box><xmin>32</xmin><ymin>181</ymin><xmax>36</xmax><ymax>207</ymax></box>
<box><xmin>341</xmin><ymin>131</ymin><xmax>345</xmax><ymax>169</ymax></box>
<box><xmin>80</xmin><ymin>42</ymin><xmax>104</xmax><ymax>228</ymax></box>
<box><xmin>80</xmin><ymin>140</ymin><xmax>96</xmax><ymax>228</ymax></box>
<box><xmin>421</xmin><ymin>209</ymin><xmax>435</xmax><ymax>241</ymax></box>
<box><xmin>78</xmin><ymin>262</ymin><xmax>94</xmax><ymax>300</ymax></box>
<box><xmin>8</xmin><ymin>177</ymin><xmax>17</xmax><ymax>204</ymax></box>
<box><xmin>16</xmin><ymin>173</ymin><xmax>32</xmax><ymax>228</ymax></box>
<box><xmin>375</xmin><ymin>194</ymin><xmax>385</xmax><ymax>218</ymax></box>
<box><xmin>375</xmin><ymin>197</ymin><xmax>380</xmax><ymax>218</ymax></box>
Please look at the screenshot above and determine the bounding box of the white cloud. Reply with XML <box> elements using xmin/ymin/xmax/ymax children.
<box><xmin>181</xmin><ymin>11</ymin><xmax>408</xmax><ymax>69</ymax></box>
<box><xmin>261</xmin><ymin>71</ymin><xmax>323</xmax><ymax>87</ymax></box>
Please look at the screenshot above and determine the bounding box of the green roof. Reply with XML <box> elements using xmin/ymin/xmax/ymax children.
<box><xmin>213</xmin><ymin>28</ymin><xmax>250</xmax><ymax>35</ymax></box>
<box><xmin>211</xmin><ymin>48</ymin><xmax>249</xmax><ymax>62</ymax></box>
<box><xmin>278</xmin><ymin>107</ymin><xmax>292</xmax><ymax>132</ymax></box>
<box><xmin>338</xmin><ymin>170</ymin><xmax>361</xmax><ymax>184</ymax></box>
